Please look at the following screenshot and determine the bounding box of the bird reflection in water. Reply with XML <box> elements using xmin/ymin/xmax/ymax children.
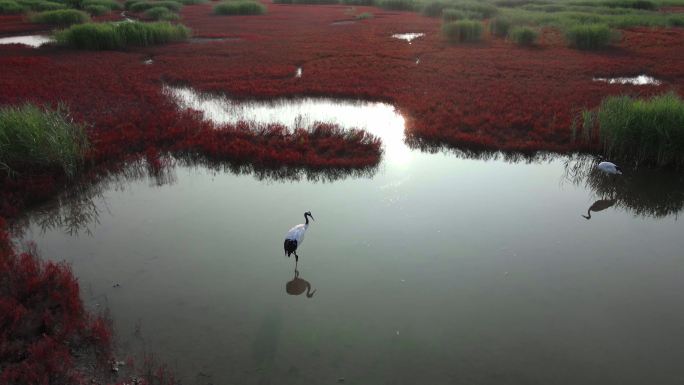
<box><xmin>286</xmin><ymin>267</ymin><xmax>316</xmax><ymax>298</ymax></box>
<box><xmin>582</xmin><ymin>199</ymin><xmax>616</xmax><ymax>220</ymax></box>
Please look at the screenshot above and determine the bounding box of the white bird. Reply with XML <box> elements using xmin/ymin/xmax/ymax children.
<box><xmin>597</xmin><ymin>161</ymin><xmax>622</xmax><ymax>175</ymax></box>
<box><xmin>284</xmin><ymin>211</ymin><xmax>314</xmax><ymax>262</ymax></box>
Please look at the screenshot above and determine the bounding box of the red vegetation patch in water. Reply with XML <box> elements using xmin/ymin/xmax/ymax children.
<box><xmin>0</xmin><ymin>217</ymin><xmax>181</xmax><ymax>384</ymax></box>
<box><xmin>1</xmin><ymin>3</ymin><xmax>684</xmax><ymax>215</ymax></box>
<box><xmin>0</xmin><ymin>218</ymin><xmax>110</xmax><ymax>384</ymax></box>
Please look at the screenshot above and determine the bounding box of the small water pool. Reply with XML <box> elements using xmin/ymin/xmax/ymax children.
<box><xmin>0</xmin><ymin>35</ymin><xmax>53</xmax><ymax>48</ymax></box>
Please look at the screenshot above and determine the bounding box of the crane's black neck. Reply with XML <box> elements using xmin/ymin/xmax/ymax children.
<box><xmin>305</xmin><ymin>213</ymin><xmax>309</xmax><ymax>225</ymax></box>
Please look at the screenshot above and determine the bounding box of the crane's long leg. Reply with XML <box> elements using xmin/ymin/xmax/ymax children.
<box><xmin>295</xmin><ymin>252</ymin><xmax>299</xmax><ymax>262</ymax></box>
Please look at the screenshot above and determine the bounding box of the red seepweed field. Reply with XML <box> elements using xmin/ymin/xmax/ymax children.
<box><xmin>1</xmin><ymin>3</ymin><xmax>684</xmax><ymax>383</ymax></box>
<box><xmin>1</xmin><ymin>2</ymin><xmax>684</xmax><ymax>215</ymax></box>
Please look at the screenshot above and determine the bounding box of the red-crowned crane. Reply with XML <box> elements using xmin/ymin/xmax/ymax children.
<box><xmin>284</xmin><ymin>212</ymin><xmax>314</xmax><ymax>262</ymax></box>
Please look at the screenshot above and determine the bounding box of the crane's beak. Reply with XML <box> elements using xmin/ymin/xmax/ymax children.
<box><xmin>309</xmin><ymin>213</ymin><xmax>315</xmax><ymax>221</ymax></box>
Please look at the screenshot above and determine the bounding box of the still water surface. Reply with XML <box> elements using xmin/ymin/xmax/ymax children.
<box><xmin>17</xmin><ymin>92</ymin><xmax>684</xmax><ymax>385</ymax></box>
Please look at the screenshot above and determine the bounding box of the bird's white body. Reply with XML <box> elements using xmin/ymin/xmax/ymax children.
<box><xmin>285</xmin><ymin>223</ymin><xmax>308</xmax><ymax>245</ymax></box>
<box><xmin>597</xmin><ymin>161</ymin><xmax>622</xmax><ymax>175</ymax></box>
<box><xmin>283</xmin><ymin>212</ymin><xmax>314</xmax><ymax>261</ymax></box>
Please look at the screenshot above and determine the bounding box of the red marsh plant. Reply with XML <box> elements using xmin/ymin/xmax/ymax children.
<box><xmin>0</xmin><ymin>217</ymin><xmax>111</xmax><ymax>384</ymax></box>
<box><xmin>1</xmin><ymin>4</ymin><xmax>683</xmax><ymax>217</ymax></box>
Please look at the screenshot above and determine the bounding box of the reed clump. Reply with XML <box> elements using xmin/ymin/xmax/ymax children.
<box><xmin>442</xmin><ymin>19</ymin><xmax>483</xmax><ymax>43</ymax></box>
<box><xmin>129</xmin><ymin>0</ymin><xmax>182</xmax><ymax>12</ymax></box>
<box><xmin>509</xmin><ymin>25</ymin><xmax>538</xmax><ymax>45</ymax></box>
<box><xmin>442</xmin><ymin>8</ymin><xmax>466</xmax><ymax>21</ymax></box>
<box><xmin>55</xmin><ymin>21</ymin><xmax>190</xmax><ymax>50</ymax></box>
<box><xmin>213</xmin><ymin>1</ymin><xmax>266</xmax><ymax>15</ymax></box>
<box><xmin>0</xmin><ymin>104</ymin><xmax>88</xmax><ymax>176</ymax></box>
<box><xmin>0</xmin><ymin>0</ymin><xmax>25</xmax><ymax>13</ymax></box>
<box><xmin>565</xmin><ymin>23</ymin><xmax>616</xmax><ymax>49</ymax></box>
<box><xmin>421</xmin><ymin>1</ymin><xmax>447</xmax><ymax>17</ymax></box>
<box><xmin>82</xmin><ymin>0</ymin><xmax>122</xmax><ymax>10</ymax></box>
<box><xmin>379</xmin><ymin>0</ymin><xmax>416</xmax><ymax>11</ymax></box>
<box><xmin>30</xmin><ymin>9</ymin><xmax>90</xmax><ymax>25</ymax></box>
<box><xmin>12</xmin><ymin>0</ymin><xmax>66</xmax><ymax>12</ymax></box>
<box><xmin>84</xmin><ymin>4</ymin><xmax>108</xmax><ymax>14</ymax></box>
<box><xmin>489</xmin><ymin>15</ymin><xmax>512</xmax><ymax>36</ymax></box>
<box><xmin>579</xmin><ymin>92</ymin><xmax>684</xmax><ymax>168</ymax></box>
<box><xmin>144</xmin><ymin>5</ymin><xmax>179</xmax><ymax>20</ymax></box>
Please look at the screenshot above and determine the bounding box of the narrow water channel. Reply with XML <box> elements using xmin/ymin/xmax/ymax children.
<box><xmin>15</xmin><ymin>90</ymin><xmax>684</xmax><ymax>385</ymax></box>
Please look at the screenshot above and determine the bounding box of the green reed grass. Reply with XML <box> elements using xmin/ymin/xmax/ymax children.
<box><xmin>129</xmin><ymin>0</ymin><xmax>182</xmax><ymax>12</ymax></box>
<box><xmin>442</xmin><ymin>8</ymin><xmax>466</xmax><ymax>20</ymax></box>
<box><xmin>509</xmin><ymin>25</ymin><xmax>538</xmax><ymax>44</ymax></box>
<box><xmin>30</xmin><ymin>9</ymin><xmax>90</xmax><ymax>25</ymax></box>
<box><xmin>83</xmin><ymin>0</ymin><xmax>123</xmax><ymax>10</ymax></box>
<box><xmin>581</xmin><ymin>92</ymin><xmax>684</xmax><ymax>168</ymax></box>
<box><xmin>421</xmin><ymin>1</ymin><xmax>447</xmax><ymax>16</ymax></box>
<box><xmin>442</xmin><ymin>19</ymin><xmax>483</xmax><ymax>43</ymax></box>
<box><xmin>0</xmin><ymin>0</ymin><xmax>25</xmax><ymax>13</ymax></box>
<box><xmin>213</xmin><ymin>1</ymin><xmax>266</xmax><ymax>15</ymax></box>
<box><xmin>84</xmin><ymin>3</ymin><xmax>107</xmax><ymax>14</ymax></box>
<box><xmin>379</xmin><ymin>0</ymin><xmax>416</xmax><ymax>10</ymax></box>
<box><xmin>144</xmin><ymin>5</ymin><xmax>179</xmax><ymax>20</ymax></box>
<box><xmin>0</xmin><ymin>104</ymin><xmax>88</xmax><ymax>176</ymax></box>
<box><xmin>564</xmin><ymin>23</ymin><xmax>615</xmax><ymax>49</ymax></box>
<box><xmin>489</xmin><ymin>15</ymin><xmax>512</xmax><ymax>35</ymax></box>
<box><xmin>16</xmin><ymin>0</ymin><xmax>66</xmax><ymax>11</ymax></box>
<box><xmin>56</xmin><ymin>21</ymin><xmax>190</xmax><ymax>50</ymax></box>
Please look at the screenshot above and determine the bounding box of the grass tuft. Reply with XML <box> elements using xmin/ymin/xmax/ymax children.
<box><xmin>84</xmin><ymin>3</ymin><xmax>108</xmax><ymax>14</ymax></box>
<box><xmin>83</xmin><ymin>0</ymin><xmax>123</xmax><ymax>10</ymax></box>
<box><xmin>442</xmin><ymin>19</ymin><xmax>483</xmax><ymax>43</ymax></box>
<box><xmin>355</xmin><ymin>11</ymin><xmax>373</xmax><ymax>19</ymax></box>
<box><xmin>15</xmin><ymin>0</ymin><xmax>67</xmax><ymax>11</ymax></box>
<box><xmin>442</xmin><ymin>8</ymin><xmax>466</xmax><ymax>21</ymax></box>
<box><xmin>129</xmin><ymin>0</ymin><xmax>182</xmax><ymax>12</ymax></box>
<box><xmin>489</xmin><ymin>15</ymin><xmax>512</xmax><ymax>36</ymax></box>
<box><xmin>144</xmin><ymin>5</ymin><xmax>179</xmax><ymax>20</ymax></box>
<box><xmin>379</xmin><ymin>0</ymin><xmax>416</xmax><ymax>11</ymax></box>
<box><xmin>508</xmin><ymin>25</ymin><xmax>538</xmax><ymax>45</ymax></box>
<box><xmin>581</xmin><ymin>92</ymin><xmax>684</xmax><ymax>168</ymax></box>
<box><xmin>213</xmin><ymin>1</ymin><xmax>266</xmax><ymax>15</ymax></box>
<box><xmin>30</xmin><ymin>9</ymin><xmax>90</xmax><ymax>25</ymax></box>
<box><xmin>0</xmin><ymin>104</ymin><xmax>88</xmax><ymax>176</ymax></box>
<box><xmin>0</xmin><ymin>0</ymin><xmax>25</xmax><ymax>13</ymax></box>
<box><xmin>55</xmin><ymin>21</ymin><xmax>190</xmax><ymax>50</ymax></box>
<box><xmin>341</xmin><ymin>0</ymin><xmax>374</xmax><ymax>4</ymax></box>
<box><xmin>564</xmin><ymin>23</ymin><xmax>615</xmax><ymax>49</ymax></box>
<box><xmin>421</xmin><ymin>1</ymin><xmax>447</xmax><ymax>17</ymax></box>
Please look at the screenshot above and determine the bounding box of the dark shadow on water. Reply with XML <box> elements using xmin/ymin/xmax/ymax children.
<box><xmin>409</xmin><ymin>138</ymin><xmax>684</xmax><ymax>219</ymax></box>
<box><xmin>581</xmin><ymin>199</ymin><xmax>616</xmax><ymax>220</ymax></box>
<box><xmin>12</xmin><ymin>154</ymin><xmax>377</xmax><ymax>236</ymax></box>
<box><xmin>174</xmin><ymin>154</ymin><xmax>378</xmax><ymax>184</ymax></box>
<box><xmin>406</xmin><ymin>135</ymin><xmax>563</xmax><ymax>164</ymax></box>
<box><xmin>562</xmin><ymin>156</ymin><xmax>684</xmax><ymax>219</ymax></box>
<box><xmin>10</xmin><ymin>157</ymin><xmax>176</xmax><ymax>237</ymax></box>
<box><xmin>285</xmin><ymin>266</ymin><xmax>316</xmax><ymax>298</ymax></box>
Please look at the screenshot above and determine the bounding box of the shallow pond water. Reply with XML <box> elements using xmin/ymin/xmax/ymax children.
<box><xmin>592</xmin><ymin>74</ymin><xmax>662</xmax><ymax>85</ymax></box>
<box><xmin>0</xmin><ymin>35</ymin><xmax>53</xmax><ymax>48</ymax></box>
<box><xmin>16</xmin><ymin>91</ymin><xmax>684</xmax><ymax>385</ymax></box>
<box><xmin>392</xmin><ymin>33</ymin><xmax>424</xmax><ymax>43</ymax></box>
